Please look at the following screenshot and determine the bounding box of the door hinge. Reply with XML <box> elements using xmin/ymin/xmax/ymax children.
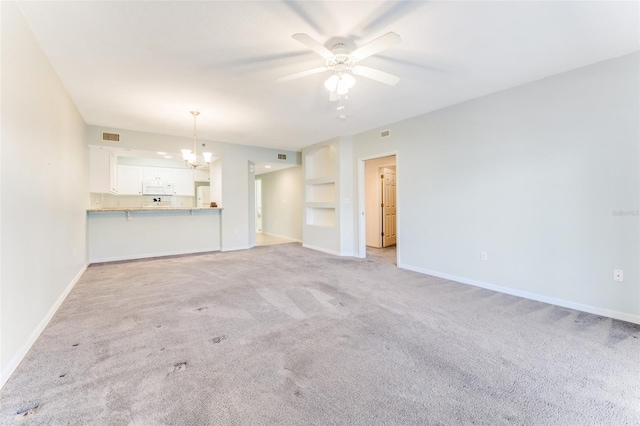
<box><xmin>381</xmin><ymin>232</ymin><xmax>384</xmax><ymax>237</ymax></box>
<box><xmin>381</xmin><ymin>174</ymin><xmax>384</xmax><ymax>179</ymax></box>
<box><xmin>381</xmin><ymin>203</ymin><xmax>384</xmax><ymax>208</ymax></box>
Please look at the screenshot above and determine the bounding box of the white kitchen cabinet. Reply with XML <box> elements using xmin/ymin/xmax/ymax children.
<box><xmin>89</xmin><ymin>147</ymin><xmax>117</xmax><ymax>194</ymax></box>
<box><xmin>194</xmin><ymin>169</ymin><xmax>210</xmax><ymax>182</ymax></box>
<box><xmin>143</xmin><ymin>167</ymin><xmax>174</xmax><ymax>181</ymax></box>
<box><xmin>173</xmin><ymin>169</ymin><xmax>195</xmax><ymax>196</ymax></box>
<box><xmin>117</xmin><ymin>165</ymin><xmax>143</xmax><ymax>195</ymax></box>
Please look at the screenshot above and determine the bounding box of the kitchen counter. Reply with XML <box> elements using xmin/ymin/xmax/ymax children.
<box><xmin>87</xmin><ymin>206</ymin><xmax>223</xmax><ymax>212</ymax></box>
<box><xmin>87</xmin><ymin>207</ymin><xmax>222</xmax><ymax>263</ymax></box>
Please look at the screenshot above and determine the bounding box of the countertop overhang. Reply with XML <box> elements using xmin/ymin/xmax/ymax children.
<box><xmin>87</xmin><ymin>207</ymin><xmax>223</xmax><ymax>212</ymax></box>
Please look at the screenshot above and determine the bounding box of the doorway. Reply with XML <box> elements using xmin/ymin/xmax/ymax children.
<box><xmin>359</xmin><ymin>154</ymin><xmax>398</xmax><ymax>263</ymax></box>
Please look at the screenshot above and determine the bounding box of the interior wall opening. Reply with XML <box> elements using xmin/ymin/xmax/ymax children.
<box><xmin>361</xmin><ymin>154</ymin><xmax>397</xmax><ymax>264</ymax></box>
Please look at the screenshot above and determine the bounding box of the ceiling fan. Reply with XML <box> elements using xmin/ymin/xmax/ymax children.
<box><xmin>278</xmin><ymin>32</ymin><xmax>401</xmax><ymax>101</ymax></box>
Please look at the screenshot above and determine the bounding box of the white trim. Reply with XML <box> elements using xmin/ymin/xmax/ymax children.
<box><xmin>357</xmin><ymin>151</ymin><xmax>399</xmax><ymax>260</ymax></box>
<box><xmin>1</xmin><ymin>264</ymin><xmax>88</xmax><ymax>389</ymax></box>
<box><xmin>259</xmin><ymin>232</ymin><xmax>302</xmax><ymax>243</ymax></box>
<box><xmin>302</xmin><ymin>243</ymin><xmax>341</xmax><ymax>256</ymax></box>
<box><xmin>220</xmin><ymin>245</ymin><xmax>251</xmax><ymax>252</ymax></box>
<box><xmin>399</xmin><ymin>263</ymin><xmax>640</xmax><ymax>325</ymax></box>
<box><xmin>89</xmin><ymin>248</ymin><xmax>221</xmax><ymax>263</ymax></box>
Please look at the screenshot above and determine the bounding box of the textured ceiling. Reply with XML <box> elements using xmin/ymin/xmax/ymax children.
<box><xmin>18</xmin><ymin>1</ymin><xmax>640</xmax><ymax>151</ymax></box>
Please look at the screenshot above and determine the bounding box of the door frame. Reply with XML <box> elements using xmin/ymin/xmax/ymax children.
<box><xmin>357</xmin><ymin>151</ymin><xmax>399</xmax><ymax>261</ymax></box>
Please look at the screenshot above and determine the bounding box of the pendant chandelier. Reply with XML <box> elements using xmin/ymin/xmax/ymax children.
<box><xmin>181</xmin><ymin>111</ymin><xmax>212</xmax><ymax>169</ymax></box>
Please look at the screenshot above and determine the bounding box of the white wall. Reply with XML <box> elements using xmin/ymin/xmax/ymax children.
<box><xmin>259</xmin><ymin>166</ymin><xmax>303</xmax><ymax>241</ymax></box>
<box><xmin>1</xmin><ymin>1</ymin><xmax>88</xmax><ymax>386</ymax></box>
<box><xmin>364</xmin><ymin>156</ymin><xmax>396</xmax><ymax>248</ymax></box>
<box><xmin>351</xmin><ymin>53</ymin><xmax>640</xmax><ymax>322</ymax></box>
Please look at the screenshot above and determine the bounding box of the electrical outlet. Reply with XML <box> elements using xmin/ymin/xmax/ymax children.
<box><xmin>613</xmin><ymin>269</ymin><xmax>624</xmax><ymax>282</ymax></box>
<box><xmin>480</xmin><ymin>251</ymin><xmax>488</xmax><ymax>261</ymax></box>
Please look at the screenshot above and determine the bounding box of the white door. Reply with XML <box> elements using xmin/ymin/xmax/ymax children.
<box><xmin>381</xmin><ymin>167</ymin><xmax>397</xmax><ymax>247</ymax></box>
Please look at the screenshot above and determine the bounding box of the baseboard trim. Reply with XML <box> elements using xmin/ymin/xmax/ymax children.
<box><xmin>260</xmin><ymin>232</ymin><xmax>302</xmax><ymax>243</ymax></box>
<box><xmin>1</xmin><ymin>264</ymin><xmax>88</xmax><ymax>390</ymax></box>
<box><xmin>398</xmin><ymin>263</ymin><xmax>640</xmax><ymax>325</ymax></box>
<box><xmin>221</xmin><ymin>245</ymin><xmax>251</xmax><ymax>252</ymax></box>
<box><xmin>302</xmin><ymin>244</ymin><xmax>341</xmax><ymax>256</ymax></box>
<box><xmin>89</xmin><ymin>247</ymin><xmax>221</xmax><ymax>263</ymax></box>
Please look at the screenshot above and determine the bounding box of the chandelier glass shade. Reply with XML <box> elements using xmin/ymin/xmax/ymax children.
<box><xmin>182</xmin><ymin>111</ymin><xmax>212</xmax><ymax>169</ymax></box>
<box><xmin>324</xmin><ymin>73</ymin><xmax>355</xmax><ymax>95</ymax></box>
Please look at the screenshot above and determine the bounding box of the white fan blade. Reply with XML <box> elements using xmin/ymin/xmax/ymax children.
<box><xmin>329</xmin><ymin>90</ymin><xmax>340</xmax><ymax>101</ymax></box>
<box><xmin>277</xmin><ymin>67</ymin><xmax>329</xmax><ymax>82</ymax></box>
<box><xmin>352</xmin><ymin>66</ymin><xmax>400</xmax><ymax>86</ymax></box>
<box><xmin>292</xmin><ymin>33</ymin><xmax>334</xmax><ymax>59</ymax></box>
<box><xmin>350</xmin><ymin>32</ymin><xmax>401</xmax><ymax>62</ymax></box>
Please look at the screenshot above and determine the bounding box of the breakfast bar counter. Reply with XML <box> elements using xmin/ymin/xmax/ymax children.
<box><xmin>87</xmin><ymin>207</ymin><xmax>223</xmax><ymax>263</ymax></box>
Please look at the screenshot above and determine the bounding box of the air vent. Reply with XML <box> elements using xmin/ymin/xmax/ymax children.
<box><xmin>278</xmin><ymin>153</ymin><xmax>287</xmax><ymax>160</ymax></box>
<box><xmin>380</xmin><ymin>130</ymin><xmax>390</xmax><ymax>138</ymax></box>
<box><xmin>102</xmin><ymin>132</ymin><xmax>120</xmax><ymax>142</ymax></box>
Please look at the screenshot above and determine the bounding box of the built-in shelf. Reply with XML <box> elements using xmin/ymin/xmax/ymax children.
<box><xmin>305</xmin><ymin>202</ymin><xmax>334</xmax><ymax>209</ymax></box>
<box><xmin>305</xmin><ymin>177</ymin><xmax>334</xmax><ymax>185</ymax></box>
<box><xmin>306</xmin><ymin>182</ymin><xmax>335</xmax><ymax>204</ymax></box>
<box><xmin>305</xmin><ymin>146</ymin><xmax>334</xmax><ymax>180</ymax></box>
<box><xmin>304</xmin><ymin>143</ymin><xmax>338</xmax><ymax>236</ymax></box>
<box><xmin>306</xmin><ymin>207</ymin><xmax>335</xmax><ymax>227</ymax></box>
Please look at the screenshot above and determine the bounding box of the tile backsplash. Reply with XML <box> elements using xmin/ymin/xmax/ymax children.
<box><xmin>90</xmin><ymin>193</ymin><xmax>194</xmax><ymax>209</ymax></box>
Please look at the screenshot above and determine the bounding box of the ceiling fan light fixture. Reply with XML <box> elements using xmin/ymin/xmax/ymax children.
<box><xmin>324</xmin><ymin>73</ymin><xmax>356</xmax><ymax>95</ymax></box>
<box><xmin>324</xmin><ymin>74</ymin><xmax>339</xmax><ymax>92</ymax></box>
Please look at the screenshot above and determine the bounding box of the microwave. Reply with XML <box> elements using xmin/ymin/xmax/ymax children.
<box><xmin>142</xmin><ymin>180</ymin><xmax>174</xmax><ymax>195</ymax></box>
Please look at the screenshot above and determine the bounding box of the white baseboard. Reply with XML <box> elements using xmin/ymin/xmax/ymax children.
<box><xmin>260</xmin><ymin>232</ymin><xmax>301</xmax><ymax>243</ymax></box>
<box><xmin>221</xmin><ymin>245</ymin><xmax>251</xmax><ymax>252</ymax></box>
<box><xmin>1</xmin><ymin>264</ymin><xmax>88</xmax><ymax>390</ymax></box>
<box><xmin>89</xmin><ymin>247</ymin><xmax>221</xmax><ymax>263</ymax></box>
<box><xmin>302</xmin><ymin>244</ymin><xmax>341</xmax><ymax>256</ymax></box>
<box><xmin>399</xmin><ymin>263</ymin><xmax>640</xmax><ymax>325</ymax></box>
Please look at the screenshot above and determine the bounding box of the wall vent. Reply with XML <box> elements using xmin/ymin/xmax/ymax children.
<box><xmin>102</xmin><ymin>131</ymin><xmax>120</xmax><ymax>142</ymax></box>
<box><xmin>380</xmin><ymin>129</ymin><xmax>390</xmax><ymax>138</ymax></box>
<box><xmin>278</xmin><ymin>153</ymin><xmax>287</xmax><ymax>160</ymax></box>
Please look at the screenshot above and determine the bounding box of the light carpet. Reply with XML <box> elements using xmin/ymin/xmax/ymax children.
<box><xmin>1</xmin><ymin>243</ymin><xmax>639</xmax><ymax>425</ymax></box>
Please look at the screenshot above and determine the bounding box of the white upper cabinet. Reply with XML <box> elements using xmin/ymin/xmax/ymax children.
<box><xmin>173</xmin><ymin>169</ymin><xmax>195</xmax><ymax>196</ymax></box>
<box><xmin>194</xmin><ymin>169</ymin><xmax>210</xmax><ymax>182</ymax></box>
<box><xmin>89</xmin><ymin>147</ymin><xmax>117</xmax><ymax>194</ymax></box>
<box><xmin>143</xmin><ymin>167</ymin><xmax>174</xmax><ymax>181</ymax></box>
<box><xmin>117</xmin><ymin>165</ymin><xmax>143</xmax><ymax>195</ymax></box>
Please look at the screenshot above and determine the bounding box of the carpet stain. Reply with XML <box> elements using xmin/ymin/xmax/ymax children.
<box><xmin>15</xmin><ymin>404</ymin><xmax>40</xmax><ymax>420</ymax></box>
<box><xmin>72</xmin><ymin>343</ymin><xmax>79</xmax><ymax>347</ymax></box>
<box><xmin>211</xmin><ymin>335</ymin><xmax>228</xmax><ymax>344</ymax></box>
<box><xmin>172</xmin><ymin>361</ymin><xmax>188</xmax><ymax>372</ymax></box>
<box><xmin>607</xmin><ymin>321</ymin><xmax>640</xmax><ymax>346</ymax></box>
<box><xmin>58</xmin><ymin>373</ymin><xmax>66</xmax><ymax>378</ymax></box>
<box><xmin>196</xmin><ymin>306</ymin><xmax>208</xmax><ymax>311</ymax></box>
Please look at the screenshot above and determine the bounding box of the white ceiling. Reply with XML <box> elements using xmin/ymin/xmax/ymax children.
<box><xmin>18</xmin><ymin>1</ymin><xmax>639</xmax><ymax>152</ymax></box>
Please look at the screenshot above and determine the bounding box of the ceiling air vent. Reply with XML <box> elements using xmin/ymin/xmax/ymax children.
<box><xmin>380</xmin><ymin>129</ymin><xmax>390</xmax><ymax>138</ymax></box>
<box><xmin>278</xmin><ymin>153</ymin><xmax>287</xmax><ymax>160</ymax></box>
<box><xmin>102</xmin><ymin>131</ymin><xmax>120</xmax><ymax>142</ymax></box>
